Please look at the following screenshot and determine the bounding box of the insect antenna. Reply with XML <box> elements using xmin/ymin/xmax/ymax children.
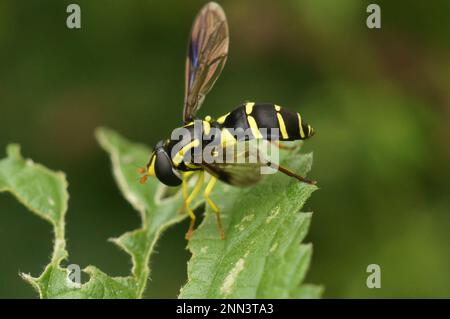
<box><xmin>139</xmin><ymin>175</ymin><xmax>148</xmax><ymax>184</ymax></box>
<box><xmin>129</xmin><ymin>164</ymin><xmax>149</xmax><ymax>184</ymax></box>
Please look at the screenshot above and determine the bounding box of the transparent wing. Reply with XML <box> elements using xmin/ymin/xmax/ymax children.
<box><xmin>201</xmin><ymin>141</ymin><xmax>269</xmax><ymax>187</ymax></box>
<box><xmin>183</xmin><ymin>2</ymin><xmax>229</xmax><ymax>123</ymax></box>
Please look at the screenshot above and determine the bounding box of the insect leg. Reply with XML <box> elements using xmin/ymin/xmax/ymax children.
<box><xmin>271</xmin><ymin>141</ymin><xmax>302</xmax><ymax>151</ymax></box>
<box><xmin>271</xmin><ymin>162</ymin><xmax>317</xmax><ymax>185</ymax></box>
<box><xmin>178</xmin><ymin>171</ymin><xmax>195</xmax><ymax>214</ymax></box>
<box><xmin>182</xmin><ymin>172</ymin><xmax>195</xmax><ymax>202</ymax></box>
<box><xmin>204</xmin><ymin>176</ymin><xmax>225</xmax><ymax>240</ymax></box>
<box><xmin>184</xmin><ymin>171</ymin><xmax>204</xmax><ymax>240</ymax></box>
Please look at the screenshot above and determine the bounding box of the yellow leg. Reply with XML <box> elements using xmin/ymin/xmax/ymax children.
<box><xmin>181</xmin><ymin>172</ymin><xmax>195</xmax><ymax>203</ymax></box>
<box><xmin>204</xmin><ymin>176</ymin><xmax>225</xmax><ymax>240</ymax></box>
<box><xmin>184</xmin><ymin>171</ymin><xmax>204</xmax><ymax>240</ymax></box>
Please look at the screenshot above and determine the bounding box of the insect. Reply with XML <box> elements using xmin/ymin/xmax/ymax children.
<box><xmin>139</xmin><ymin>2</ymin><xmax>316</xmax><ymax>240</ymax></box>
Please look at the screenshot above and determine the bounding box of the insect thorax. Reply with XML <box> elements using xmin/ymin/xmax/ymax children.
<box><xmin>166</xmin><ymin>120</ymin><xmax>211</xmax><ymax>171</ymax></box>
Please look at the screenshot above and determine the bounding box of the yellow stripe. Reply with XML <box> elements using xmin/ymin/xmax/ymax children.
<box><xmin>307</xmin><ymin>125</ymin><xmax>312</xmax><ymax>137</ymax></box>
<box><xmin>181</xmin><ymin>139</ymin><xmax>200</xmax><ymax>155</ymax></box>
<box><xmin>172</xmin><ymin>153</ymin><xmax>184</xmax><ymax>165</ymax></box>
<box><xmin>245</xmin><ymin>102</ymin><xmax>255</xmax><ymax>115</ymax></box>
<box><xmin>221</xmin><ymin>129</ymin><xmax>237</xmax><ymax>147</ymax></box>
<box><xmin>276</xmin><ymin>113</ymin><xmax>289</xmax><ymax>139</ymax></box>
<box><xmin>203</xmin><ymin>120</ymin><xmax>211</xmax><ymax>135</ymax></box>
<box><xmin>173</xmin><ymin>139</ymin><xmax>200</xmax><ymax>165</ymax></box>
<box><xmin>297</xmin><ymin>113</ymin><xmax>305</xmax><ymax>138</ymax></box>
<box><xmin>247</xmin><ymin>115</ymin><xmax>263</xmax><ymax>138</ymax></box>
<box><xmin>217</xmin><ymin>112</ymin><xmax>230</xmax><ymax>124</ymax></box>
<box><xmin>275</xmin><ymin>104</ymin><xmax>281</xmax><ymax>112</ymax></box>
<box><xmin>147</xmin><ymin>154</ymin><xmax>156</xmax><ymax>176</ymax></box>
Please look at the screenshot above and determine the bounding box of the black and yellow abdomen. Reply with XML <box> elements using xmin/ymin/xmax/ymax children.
<box><xmin>216</xmin><ymin>102</ymin><xmax>314</xmax><ymax>141</ymax></box>
<box><xmin>160</xmin><ymin>102</ymin><xmax>314</xmax><ymax>173</ymax></box>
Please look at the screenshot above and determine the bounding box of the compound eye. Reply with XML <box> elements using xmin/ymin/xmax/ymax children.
<box><xmin>154</xmin><ymin>150</ymin><xmax>182</xmax><ymax>186</ymax></box>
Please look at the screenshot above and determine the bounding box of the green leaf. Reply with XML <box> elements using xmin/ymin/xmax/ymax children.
<box><xmin>0</xmin><ymin>128</ymin><xmax>187</xmax><ymax>298</ymax></box>
<box><xmin>95</xmin><ymin>127</ymin><xmax>187</xmax><ymax>294</ymax></box>
<box><xmin>179</xmin><ymin>151</ymin><xmax>322</xmax><ymax>298</ymax></box>
<box><xmin>1</xmin><ymin>129</ymin><xmax>321</xmax><ymax>298</ymax></box>
<box><xmin>0</xmin><ymin>144</ymin><xmax>69</xmax><ymax>267</ymax></box>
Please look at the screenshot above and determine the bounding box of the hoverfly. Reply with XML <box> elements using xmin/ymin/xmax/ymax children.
<box><xmin>139</xmin><ymin>2</ymin><xmax>316</xmax><ymax>240</ymax></box>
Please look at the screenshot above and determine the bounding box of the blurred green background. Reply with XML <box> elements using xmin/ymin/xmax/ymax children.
<box><xmin>1</xmin><ymin>0</ymin><xmax>449</xmax><ymax>298</ymax></box>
